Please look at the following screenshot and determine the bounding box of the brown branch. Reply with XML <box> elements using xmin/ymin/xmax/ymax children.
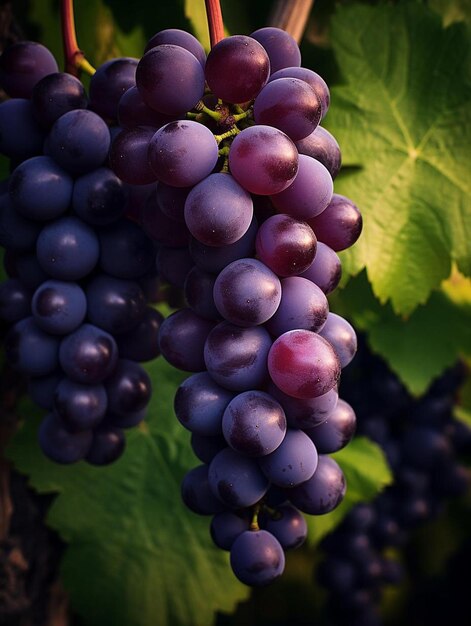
<box><xmin>60</xmin><ymin>0</ymin><xmax>95</xmax><ymax>75</ymax></box>
<box><xmin>267</xmin><ymin>0</ymin><xmax>315</xmax><ymax>43</ymax></box>
<box><xmin>205</xmin><ymin>0</ymin><xmax>225</xmax><ymax>48</ymax></box>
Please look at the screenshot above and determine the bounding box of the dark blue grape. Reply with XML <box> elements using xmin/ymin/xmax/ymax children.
<box><xmin>262</xmin><ymin>504</ymin><xmax>307</xmax><ymax>550</ymax></box>
<box><xmin>73</xmin><ymin>167</ymin><xmax>127</xmax><ymax>225</ymax></box>
<box><xmin>181</xmin><ymin>465</ymin><xmax>225</xmax><ymax>515</ymax></box>
<box><xmin>230</xmin><ymin>530</ymin><xmax>285</xmax><ymax>586</ymax></box>
<box><xmin>184</xmin><ymin>267</ymin><xmax>220</xmax><ymax>320</ymax></box>
<box><xmin>210</xmin><ymin>511</ymin><xmax>250</xmax><ymax>550</ymax></box>
<box><xmin>59</xmin><ymin>323</ymin><xmax>118</xmax><ymax>384</ymax></box>
<box><xmin>32</xmin><ymin>280</ymin><xmax>86</xmax><ymax>335</ymax></box>
<box><xmin>159</xmin><ymin>308</ymin><xmax>215</xmax><ymax>372</ymax></box>
<box><xmin>0</xmin><ymin>99</ymin><xmax>45</xmax><ymax>161</ymax></box>
<box><xmin>0</xmin><ymin>41</ymin><xmax>58</xmax><ymax>98</ymax></box>
<box><xmin>0</xmin><ymin>193</ymin><xmax>42</xmax><ymax>252</ymax></box>
<box><xmin>0</xmin><ymin>278</ymin><xmax>31</xmax><ymax>322</ymax></box>
<box><xmin>38</xmin><ymin>412</ymin><xmax>92</xmax><ymax>464</ymax></box>
<box><xmin>99</xmin><ymin>219</ymin><xmax>155</xmax><ymax>279</ymax></box>
<box><xmin>190</xmin><ymin>433</ymin><xmax>227</xmax><ymax>464</ymax></box>
<box><xmin>86</xmin><ymin>275</ymin><xmax>146</xmax><ymax>335</ymax></box>
<box><xmin>259</xmin><ymin>429</ymin><xmax>317</xmax><ymax>487</ymax></box>
<box><xmin>32</xmin><ymin>72</ymin><xmax>88</xmax><ymax>127</ymax></box>
<box><xmin>305</xmin><ymin>399</ymin><xmax>356</xmax><ymax>454</ymax></box>
<box><xmin>89</xmin><ymin>57</ymin><xmax>138</xmax><ymax>121</ymax></box>
<box><xmin>54</xmin><ymin>378</ymin><xmax>107</xmax><ymax>432</ymax></box>
<box><xmin>115</xmin><ymin>306</ymin><xmax>163</xmax><ymax>363</ymax></box>
<box><xmin>290</xmin><ymin>455</ymin><xmax>346</xmax><ymax>515</ymax></box>
<box><xmin>105</xmin><ymin>359</ymin><xmax>151</xmax><ymax>416</ymax></box>
<box><xmin>85</xmin><ymin>425</ymin><xmax>126</xmax><ymax>466</ymax></box>
<box><xmin>4</xmin><ymin>316</ymin><xmax>59</xmax><ymax>376</ymax></box>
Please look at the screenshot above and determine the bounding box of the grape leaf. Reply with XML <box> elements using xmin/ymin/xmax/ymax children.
<box><xmin>306</xmin><ymin>437</ymin><xmax>391</xmax><ymax>545</ymax></box>
<box><xmin>325</xmin><ymin>1</ymin><xmax>471</xmax><ymax>314</ymax></box>
<box><xmin>330</xmin><ymin>270</ymin><xmax>471</xmax><ymax>395</ymax></box>
<box><xmin>7</xmin><ymin>357</ymin><xmax>249</xmax><ymax>626</ymax></box>
<box><xmin>429</xmin><ymin>0</ymin><xmax>471</xmax><ymax>28</ymax></box>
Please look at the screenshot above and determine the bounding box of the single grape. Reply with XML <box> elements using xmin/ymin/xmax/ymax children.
<box><xmin>259</xmin><ymin>429</ymin><xmax>318</xmax><ymax>487</ymax></box>
<box><xmin>290</xmin><ymin>455</ymin><xmax>346</xmax><ymax>515</ymax></box>
<box><xmin>109</xmin><ymin>127</ymin><xmax>157</xmax><ymax>185</ymax></box>
<box><xmin>86</xmin><ymin>275</ymin><xmax>146</xmax><ymax>335</ymax></box>
<box><xmin>118</xmin><ymin>86</ymin><xmax>176</xmax><ymax>129</ymax></box>
<box><xmin>156</xmin><ymin>182</ymin><xmax>191</xmax><ymax>223</ymax></box>
<box><xmin>174</xmin><ymin>372</ymin><xmax>234</xmax><ymax>436</ymax></box>
<box><xmin>32</xmin><ymin>280</ymin><xmax>87</xmax><ymax>335</ymax></box>
<box><xmin>265</xmin><ymin>276</ymin><xmax>328</xmax><ymax>336</ymax></box>
<box><xmin>208</xmin><ymin>447</ymin><xmax>269</xmax><ymax>508</ymax></box>
<box><xmin>0</xmin><ymin>193</ymin><xmax>42</xmax><ymax>252</ymax></box>
<box><xmin>99</xmin><ymin>219</ymin><xmax>155</xmax><ymax>279</ymax></box>
<box><xmin>0</xmin><ymin>99</ymin><xmax>45</xmax><ymax>161</ymax></box>
<box><xmin>268</xmin><ymin>329</ymin><xmax>341</xmax><ymax>399</ymax></box>
<box><xmin>210</xmin><ymin>511</ymin><xmax>250</xmax><ymax>550</ymax></box>
<box><xmin>295</xmin><ymin>126</ymin><xmax>341</xmax><ymax>179</ymax></box>
<box><xmin>36</xmin><ymin>216</ymin><xmax>99</xmax><ymax>280</ymax></box>
<box><xmin>89</xmin><ymin>57</ymin><xmax>138</xmax><ymax>121</ymax></box>
<box><xmin>145</xmin><ymin>29</ymin><xmax>206</xmax><ymax>67</ymax></box>
<box><xmin>47</xmin><ymin>109</ymin><xmax>110</xmax><ymax>176</ymax></box>
<box><xmin>54</xmin><ymin>379</ymin><xmax>107</xmax><ymax>432</ymax></box>
<box><xmin>32</xmin><ymin>72</ymin><xmax>88</xmax><ymax>127</ymax></box>
<box><xmin>254</xmin><ymin>78</ymin><xmax>321</xmax><ymax>141</ymax></box>
<box><xmin>305</xmin><ymin>399</ymin><xmax>357</xmax><ymax>454</ymax></box>
<box><xmin>319</xmin><ymin>313</ymin><xmax>358</xmax><ymax>368</ymax></box>
<box><xmin>213</xmin><ymin>258</ymin><xmax>281</xmax><ymax>327</ymax></box>
<box><xmin>158</xmin><ymin>308</ymin><xmax>215</xmax><ymax>371</ymax></box>
<box><xmin>184</xmin><ymin>267</ymin><xmax>220</xmax><ymax>320</ymax></box>
<box><xmin>204</xmin><ymin>322</ymin><xmax>272</xmax><ymax>391</ymax></box>
<box><xmin>136</xmin><ymin>44</ymin><xmax>205</xmax><ymax>115</ymax></box>
<box><xmin>228</xmin><ymin>126</ymin><xmax>298</xmax><ymax>195</ymax></box>
<box><xmin>0</xmin><ymin>278</ymin><xmax>32</xmax><ymax>323</ymax></box>
<box><xmin>4</xmin><ymin>317</ymin><xmax>59</xmax><ymax>376</ymax></box>
<box><xmin>140</xmin><ymin>197</ymin><xmax>190</xmax><ymax>247</ymax></box>
<box><xmin>299</xmin><ymin>241</ymin><xmax>342</xmax><ymax>295</ymax></box>
<box><xmin>269</xmin><ymin>67</ymin><xmax>330</xmax><ymax>118</ymax></box>
<box><xmin>156</xmin><ymin>246</ymin><xmax>194</xmax><ymax>288</ymax></box>
<box><xmin>222</xmin><ymin>390</ymin><xmax>286</xmax><ymax>457</ymax></box>
<box><xmin>59</xmin><ymin>323</ymin><xmax>118</xmax><ymax>384</ymax></box>
<box><xmin>148</xmin><ymin>120</ymin><xmax>219</xmax><ymax>187</ymax></box>
<box><xmin>250</xmin><ymin>27</ymin><xmax>301</xmax><ymax>73</ymax></box>
<box><xmin>270</xmin><ymin>154</ymin><xmax>333</xmax><ymax>220</ymax></box>
<box><xmin>262</xmin><ymin>504</ymin><xmax>307</xmax><ymax>550</ymax></box>
<box><xmin>105</xmin><ymin>359</ymin><xmax>152</xmax><ymax>416</ymax></box>
<box><xmin>267</xmin><ymin>382</ymin><xmax>338</xmax><ymax>430</ymax></box>
<box><xmin>205</xmin><ymin>35</ymin><xmax>270</xmax><ymax>103</ymax></box>
<box><xmin>185</xmin><ymin>173</ymin><xmax>253</xmax><ymax>247</ymax></box>
<box><xmin>191</xmin><ymin>432</ymin><xmax>227</xmax><ymax>464</ymax></box>
<box><xmin>230</xmin><ymin>530</ymin><xmax>285</xmax><ymax>586</ymax></box>
<box><xmin>73</xmin><ymin>167</ymin><xmax>127</xmax><ymax>226</ymax></box>
<box><xmin>9</xmin><ymin>156</ymin><xmax>73</xmax><ymax>221</ymax></box>
<box><xmin>115</xmin><ymin>307</ymin><xmax>163</xmax><ymax>362</ymax></box>
<box><xmin>0</xmin><ymin>41</ymin><xmax>58</xmax><ymax>98</ymax></box>
<box><xmin>38</xmin><ymin>412</ymin><xmax>92</xmax><ymax>464</ymax></box>
<box><xmin>255</xmin><ymin>214</ymin><xmax>317</xmax><ymax>277</ymax></box>
<box><xmin>307</xmin><ymin>194</ymin><xmax>363</xmax><ymax>251</ymax></box>
<box><xmin>85</xmin><ymin>425</ymin><xmax>126</xmax><ymax>466</ymax></box>
<box><xmin>181</xmin><ymin>465</ymin><xmax>225</xmax><ymax>515</ymax></box>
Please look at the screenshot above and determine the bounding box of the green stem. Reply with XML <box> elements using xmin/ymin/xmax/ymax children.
<box><xmin>250</xmin><ymin>504</ymin><xmax>261</xmax><ymax>531</ymax></box>
<box><xmin>214</xmin><ymin>126</ymin><xmax>240</xmax><ymax>144</ymax></box>
<box><xmin>233</xmin><ymin>109</ymin><xmax>252</xmax><ymax>123</ymax></box>
<box><xmin>218</xmin><ymin>146</ymin><xmax>230</xmax><ymax>157</ymax></box>
<box><xmin>194</xmin><ymin>101</ymin><xmax>223</xmax><ymax>122</ymax></box>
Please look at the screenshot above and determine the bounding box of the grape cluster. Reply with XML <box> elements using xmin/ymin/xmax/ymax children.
<box><xmin>318</xmin><ymin>341</ymin><xmax>471</xmax><ymax>626</ymax></box>
<box><xmin>101</xmin><ymin>26</ymin><xmax>363</xmax><ymax>586</ymax></box>
<box><xmin>0</xmin><ymin>42</ymin><xmax>162</xmax><ymax>465</ymax></box>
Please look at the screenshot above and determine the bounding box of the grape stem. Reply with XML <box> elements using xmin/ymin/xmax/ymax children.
<box><xmin>60</xmin><ymin>0</ymin><xmax>96</xmax><ymax>76</ymax></box>
<box><xmin>214</xmin><ymin>126</ymin><xmax>240</xmax><ymax>144</ymax></box>
<box><xmin>250</xmin><ymin>504</ymin><xmax>261</xmax><ymax>531</ymax></box>
<box><xmin>204</xmin><ymin>0</ymin><xmax>225</xmax><ymax>48</ymax></box>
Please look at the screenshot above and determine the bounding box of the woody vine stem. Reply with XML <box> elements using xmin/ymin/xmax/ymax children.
<box><xmin>60</xmin><ymin>0</ymin><xmax>96</xmax><ymax>76</ymax></box>
<box><xmin>204</xmin><ymin>0</ymin><xmax>225</xmax><ymax>48</ymax></box>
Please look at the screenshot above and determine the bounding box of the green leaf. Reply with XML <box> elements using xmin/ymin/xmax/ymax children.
<box><xmin>185</xmin><ymin>0</ymin><xmax>211</xmax><ymax>51</ymax></box>
<box><xmin>306</xmin><ymin>437</ymin><xmax>391</xmax><ymax>545</ymax></box>
<box><xmin>429</xmin><ymin>0</ymin><xmax>471</xmax><ymax>28</ymax></box>
<box><xmin>325</xmin><ymin>1</ymin><xmax>471</xmax><ymax>314</ymax></box>
<box><xmin>331</xmin><ymin>270</ymin><xmax>471</xmax><ymax>395</ymax></box>
<box><xmin>8</xmin><ymin>357</ymin><xmax>249</xmax><ymax>626</ymax></box>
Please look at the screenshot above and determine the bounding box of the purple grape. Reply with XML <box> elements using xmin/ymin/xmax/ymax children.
<box><xmin>73</xmin><ymin>167</ymin><xmax>127</xmax><ymax>226</ymax></box>
<box><xmin>205</xmin><ymin>35</ymin><xmax>270</xmax><ymax>103</ymax></box>
<box><xmin>174</xmin><ymin>372</ymin><xmax>234</xmax><ymax>436</ymax></box>
<box><xmin>267</xmin><ymin>382</ymin><xmax>338</xmax><ymax>430</ymax></box>
<box><xmin>181</xmin><ymin>465</ymin><xmax>225</xmax><ymax>515</ymax></box>
<box><xmin>99</xmin><ymin>219</ymin><xmax>155</xmax><ymax>279</ymax></box>
<box><xmin>0</xmin><ymin>41</ymin><xmax>58</xmax><ymax>98</ymax></box>
<box><xmin>228</xmin><ymin>126</ymin><xmax>298</xmax><ymax>195</ymax></box>
<box><xmin>118</xmin><ymin>86</ymin><xmax>176</xmax><ymax>129</ymax></box>
<box><xmin>307</xmin><ymin>194</ymin><xmax>362</xmax><ymax>251</ymax></box>
<box><xmin>254</xmin><ymin>78</ymin><xmax>321</xmax><ymax>141</ymax></box>
<box><xmin>0</xmin><ymin>193</ymin><xmax>41</xmax><ymax>252</ymax></box>
<box><xmin>156</xmin><ymin>182</ymin><xmax>191</xmax><ymax>223</ymax></box>
<box><xmin>4</xmin><ymin>317</ymin><xmax>59</xmax><ymax>376</ymax></box>
<box><xmin>184</xmin><ymin>173</ymin><xmax>253</xmax><ymax>246</ymax></box>
<box><xmin>148</xmin><ymin>120</ymin><xmax>218</xmax><ymax>187</ymax></box>
<box><xmin>299</xmin><ymin>242</ymin><xmax>342</xmax><ymax>295</ymax></box>
<box><xmin>259</xmin><ymin>429</ymin><xmax>318</xmax><ymax>487</ymax></box>
<box><xmin>208</xmin><ymin>447</ymin><xmax>269</xmax><ymax>507</ymax></box>
<box><xmin>47</xmin><ymin>109</ymin><xmax>110</xmax><ymax>176</ymax></box>
<box><xmin>36</xmin><ymin>216</ymin><xmax>99</xmax><ymax>280</ymax></box>
<box><xmin>189</xmin><ymin>216</ymin><xmax>258</xmax><ymax>274</ymax></box>
<box><xmin>85</xmin><ymin>425</ymin><xmax>126</xmax><ymax>466</ymax></box>
<box><xmin>290</xmin><ymin>455</ymin><xmax>346</xmax><ymax>515</ymax></box>
<box><xmin>250</xmin><ymin>27</ymin><xmax>301</xmax><ymax>73</ymax></box>
<box><xmin>269</xmin><ymin>67</ymin><xmax>330</xmax><ymax>118</ymax></box>
<box><xmin>32</xmin><ymin>280</ymin><xmax>86</xmax><ymax>335</ymax></box>
<box><xmin>230</xmin><ymin>530</ymin><xmax>285</xmax><ymax>586</ymax></box>
<box><xmin>141</xmin><ymin>197</ymin><xmax>190</xmax><ymax>247</ymax></box>
<box><xmin>210</xmin><ymin>511</ymin><xmax>250</xmax><ymax>550</ymax></box>
<box><xmin>0</xmin><ymin>99</ymin><xmax>45</xmax><ymax>161</ymax></box>
<box><xmin>115</xmin><ymin>307</ymin><xmax>163</xmax><ymax>363</ymax></box>
<box><xmin>222</xmin><ymin>391</ymin><xmax>286</xmax><ymax>457</ymax></box>
<box><xmin>28</xmin><ymin>372</ymin><xmax>62</xmax><ymax>410</ymax></box>
<box><xmin>158</xmin><ymin>308</ymin><xmax>215</xmax><ymax>372</ymax></box>
<box><xmin>262</xmin><ymin>504</ymin><xmax>307</xmax><ymax>550</ymax></box>
<box><xmin>54</xmin><ymin>379</ymin><xmax>107</xmax><ymax>432</ymax></box>
<box><xmin>268</xmin><ymin>329</ymin><xmax>341</xmax><ymax>399</ymax></box>
<box><xmin>184</xmin><ymin>267</ymin><xmax>220</xmax><ymax>320</ymax></box>
<box><xmin>204</xmin><ymin>322</ymin><xmax>272</xmax><ymax>391</ymax></box>
<box><xmin>145</xmin><ymin>29</ymin><xmax>206</xmax><ymax>67</ymax></box>
<box><xmin>32</xmin><ymin>72</ymin><xmax>88</xmax><ymax>127</ymax></box>
<box><xmin>319</xmin><ymin>313</ymin><xmax>358</xmax><ymax>368</ymax></box>
<box><xmin>255</xmin><ymin>214</ymin><xmax>317</xmax><ymax>277</ymax></box>
<box><xmin>295</xmin><ymin>126</ymin><xmax>341</xmax><ymax>178</ymax></box>
<box><xmin>39</xmin><ymin>413</ymin><xmax>92</xmax><ymax>464</ymax></box>
<box><xmin>136</xmin><ymin>45</ymin><xmax>205</xmax><ymax>115</ymax></box>
<box><xmin>270</xmin><ymin>154</ymin><xmax>333</xmax><ymax>220</ymax></box>
<box><xmin>109</xmin><ymin>127</ymin><xmax>157</xmax><ymax>185</ymax></box>
<box><xmin>0</xmin><ymin>278</ymin><xmax>31</xmax><ymax>323</ymax></box>
<box><xmin>265</xmin><ymin>276</ymin><xmax>328</xmax><ymax>336</ymax></box>
<box><xmin>156</xmin><ymin>246</ymin><xmax>194</xmax><ymax>288</ymax></box>
<box><xmin>191</xmin><ymin>433</ymin><xmax>227</xmax><ymax>464</ymax></box>
<box><xmin>89</xmin><ymin>57</ymin><xmax>138</xmax><ymax>121</ymax></box>
<box><xmin>105</xmin><ymin>359</ymin><xmax>151</xmax><ymax>416</ymax></box>
<box><xmin>213</xmin><ymin>258</ymin><xmax>281</xmax><ymax>327</ymax></box>
<box><xmin>305</xmin><ymin>399</ymin><xmax>356</xmax><ymax>454</ymax></box>
<box><xmin>59</xmin><ymin>323</ymin><xmax>118</xmax><ymax>384</ymax></box>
